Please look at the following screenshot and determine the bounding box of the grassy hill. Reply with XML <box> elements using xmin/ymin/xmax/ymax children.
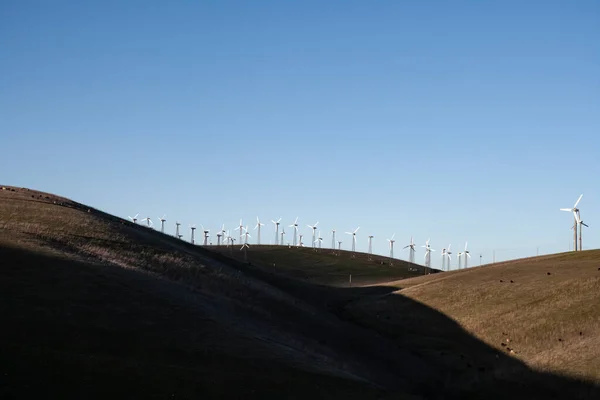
<box><xmin>206</xmin><ymin>244</ymin><xmax>433</xmax><ymax>286</ymax></box>
<box><xmin>341</xmin><ymin>251</ymin><xmax>600</xmax><ymax>386</ymax></box>
<box><xmin>1</xmin><ymin>185</ymin><xmax>599</xmax><ymax>399</ymax></box>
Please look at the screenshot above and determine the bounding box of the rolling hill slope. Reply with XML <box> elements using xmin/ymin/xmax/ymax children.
<box><xmin>342</xmin><ymin>251</ymin><xmax>600</xmax><ymax>385</ymax></box>
<box><xmin>1</xmin><ymin>185</ymin><xmax>599</xmax><ymax>399</ymax></box>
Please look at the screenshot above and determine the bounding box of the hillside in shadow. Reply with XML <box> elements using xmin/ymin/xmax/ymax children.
<box><xmin>1</xmin><ymin>186</ymin><xmax>599</xmax><ymax>399</ymax></box>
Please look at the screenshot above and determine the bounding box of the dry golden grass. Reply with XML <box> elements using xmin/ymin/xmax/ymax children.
<box><xmin>351</xmin><ymin>251</ymin><xmax>600</xmax><ymax>382</ymax></box>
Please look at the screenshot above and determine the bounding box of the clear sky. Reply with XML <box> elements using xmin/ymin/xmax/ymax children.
<box><xmin>2</xmin><ymin>0</ymin><xmax>599</xmax><ymax>269</ymax></box>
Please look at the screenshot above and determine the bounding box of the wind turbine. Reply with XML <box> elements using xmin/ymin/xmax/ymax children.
<box><xmin>575</xmin><ymin>212</ymin><xmax>589</xmax><ymax>251</ymax></box>
<box><xmin>272</xmin><ymin>217</ymin><xmax>281</xmax><ymax>245</ymax></box>
<box><xmin>175</xmin><ymin>222</ymin><xmax>181</xmax><ymax>238</ymax></box>
<box><xmin>158</xmin><ymin>215</ymin><xmax>167</xmax><ymax>233</ymax></box>
<box><xmin>462</xmin><ymin>242</ymin><xmax>470</xmax><ymax>268</ymax></box>
<box><xmin>280</xmin><ymin>228</ymin><xmax>286</xmax><ymax>245</ymax></box>
<box><xmin>234</xmin><ymin>219</ymin><xmax>245</xmax><ymax>243</ymax></box>
<box><xmin>560</xmin><ymin>194</ymin><xmax>583</xmax><ymax>251</ymax></box>
<box><xmin>201</xmin><ymin>225</ymin><xmax>210</xmax><ymax>246</ymax></box>
<box><xmin>368</xmin><ymin>235</ymin><xmax>374</xmax><ymax>255</ymax></box>
<box><xmin>331</xmin><ymin>229</ymin><xmax>336</xmax><ymax>250</ymax></box>
<box><xmin>217</xmin><ymin>224</ymin><xmax>226</xmax><ymax>245</ymax></box>
<box><xmin>345</xmin><ymin>227</ymin><xmax>360</xmax><ymax>253</ymax></box>
<box><xmin>338</xmin><ymin>241</ymin><xmax>342</xmax><ymax>251</ymax></box>
<box><xmin>254</xmin><ymin>217</ymin><xmax>265</xmax><ymax>245</ymax></box>
<box><xmin>128</xmin><ymin>213</ymin><xmax>139</xmax><ymax>224</ymax></box>
<box><xmin>241</xmin><ymin>242</ymin><xmax>249</xmax><ymax>262</ymax></box>
<box><xmin>387</xmin><ymin>233</ymin><xmax>395</xmax><ymax>259</ymax></box>
<box><xmin>141</xmin><ymin>216</ymin><xmax>153</xmax><ymax>228</ymax></box>
<box><xmin>315</xmin><ymin>231</ymin><xmax>323</xmax><ymax>248</ymax></box>
<box><xmin>307</xmin><ymin>221</ymin><xmax>319</xmax><ymax>248</ymax></box>
<box><xmin>299</xmin><ymin>233</ymin><xmax>303</xmax><ymax>247</ymax></box>
<box><xmin>403</xmin><ymin>236</ymin><xmax>416</xmax><ymax>264</ymax></box>
<box><xmin>190</xmin><ymin>225</ymin><xmax>196</xmax><ymax>244</ymax></box>
<box><xmin>242</xmin><ymin>225</ymin><xmax>251</xmax><ymax>245</ymax></box>
<box><xmin>442</xmin><ymin>244</ymin><xmax>452</xmax><ymax>271</ymax></box>
<box><xmin>422</xmin><ymin>239</ymin><xmax>435</xmax><ymax>272</ymax></box>
<box><xmin>289</xmin><ymin>217</ymin><xmax>300</xmax><ymax>246</ymax></box>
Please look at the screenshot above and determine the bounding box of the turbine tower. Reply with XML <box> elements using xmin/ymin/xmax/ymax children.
<box><xmin>387</xmin><ymin>233</ymin><xmax>395</xmax><ymax>259</ymax></box>
<box><xmin>280</xmin><ymin>228</ymin><xmax>286</xmax><ymax>245</ymax></box>
<box><xmin>315</xmin><ymin>231</ymin><xmax>323</xmax><ymax>248</ymax></box>
<box><xmin>442</xmin><ymin>244</ymin><xmax>452</xmax><ymax>271</ymax></box>
<box><xmin>368</xmin><ymin>235</ymin><xmax>374</xmax><ymax>255</ymax></box>
<box><xmin>190</xmin><ymin>225</ymin><xmax>196</xmax><ymax>245</ymax></box>
<box><xmin>158</xmin><ymin>215</ymin><xmax>167</xmax><ymax>233</ymax></box>
<box><xmin>235</xmin><ymin>219</ymin><xmax>244</xmax><ymax>243</ymax></box>
<box><xmin>575</xmin><ymin>212</ymin><xmax>589</xmax><ymax>252</ymax></box>
<box><xmin>272</xmin><ymin>217</ymin><xmax>281</xmax><ymax>245</ymax></box>
<box><xmin>242</xmin><ymin>226</ymin><xmax>251</xmax><ymax>245</ymax></box>
<box><xmin>422</xmin><ymin>239</ymin><xmax>435</xmax><ymax>272</ymax></box>
<box><xmin>128</xmin><ymin>213</ymin><xmax>139</xmax><ymax>224</ymax></box>
<box><xmin>201</xmin><ymin>225</ymin><xmax>210</xmax><ymax>246</ymax></box>
<box><xmin>560</xmin><ymin>194</ymin><xmax>583</xmax><ymax>251</ymax></box>
<box><xmin>331</xmin><ymin>229</ymin><xmax>336</xmax><ymax>250</ymax></box>
<box><xmin>141</xmin><ymin>217</ymin><xmax>153</xmax><ymax>228</ymax></box>
<box><xmin>338</xmin><ymin>241</ymin><xmax>342</xmax><ymax>251</ymax></box>
<box><xmin>175</xmin><ymin>222</ymin><xmax>181</xmax><ymax>238</ymax></box>
<box><xmin>299</xmin><ymin>233</ymin><xmax>303</xmax><ymax>247</ymax></box>
<box><xmin>345</xmin><ymin>227</ymin><xmax>360</xmax><ymax>253</ymax></box>
<box><xmin>462</xmin><ymin>242</ymin><xmax>471</xmax><ymax>268</ymax></box>
<box><xmin>307</xmin><ymin>221</ymin><xmax>319</xmax><ymax>248</ymax></box>
<box><xmin>254</xmin><ymin>216</ymin><xmax>265</xmax><ymax>244</ymax></box>
<box><xmin>403</xmin><ymin>236</ymin><xmax>416</xmax><ymax>264</ymax></box>
<box><xmin>289</xmin><ymin>217</ymin><xmax>300</xmax><ymax>246</ymax></box>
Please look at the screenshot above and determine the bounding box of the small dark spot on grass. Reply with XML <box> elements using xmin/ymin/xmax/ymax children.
<box><xmin>501</xmin><ymin>343</ymin><xmax>506</xmax><ymax>347</ymax></box>
<box><xmin>510</xmin><ymin>280</ymin><xmax>514</xmax><ymax>283</ymax></box>
<box><xmin>558</xmin><ymin>338</ymin><xmax>563</xmax><ymax>342</ymax></box>
<box><xmin>580</xmin><ymin>331</ymin><xmax>583</xmax><ymax>336</ymax></box>
<box><xmin>500</xmin><ymin>280</ymin><xmax>503</xmax><ymax>283</ymax></box>
<box><xmin>547</xmin><ymin>272</ymin><xmax>551</xmax><ymax>275</ymax></box>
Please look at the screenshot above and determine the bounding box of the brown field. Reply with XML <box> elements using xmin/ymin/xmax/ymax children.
<box><xmin>1</xmin><ymin>185</ymin><xmax>599</xmax><ymax>399</ymax></box>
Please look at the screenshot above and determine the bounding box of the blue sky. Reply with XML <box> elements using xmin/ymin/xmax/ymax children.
<box><xmin>2</xmin><ymin>0</ymin><xmax>599</xmax><ymax>268</ymax></box>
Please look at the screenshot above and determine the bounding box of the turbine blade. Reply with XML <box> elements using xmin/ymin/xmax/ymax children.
<box><xmin>560</xmin><ymin>208</ymin><xmax>572</xmax><ymax>212</ymax></box>
<box><xmin>574</xmin><ymin>194</ymin><xmax>583</xmax><ymax>208</ymax></box>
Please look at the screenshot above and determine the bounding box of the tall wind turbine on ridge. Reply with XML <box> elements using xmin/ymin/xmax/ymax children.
<box><xmin>128</xmin><ymin>213</ymin><xmax>139</xmax><ymax>224</ymax></box>
<box><xmin>289</xmin><ymin>217</ymin><xmax>300</xmax><ymax>246</ymax></box>
<box><xmin>560</xmin><ymin>194</ymin><xmax>583</xmax><ymax>251</ymax></box>
<box><xmin>345</xmin><ymin>227</ymin><xmax>360</xmax><ymax>253</ymax></box>
<box><xmin>158</xmin><ymin>215</ymin><xmax>166</xmax><ymax>233</ymax></box>
<box><xmin>331</xmin><ymin>229</ymin><xmax>336</xmax><ymax>250</ymax></box>
<box><xmin>235</xmin><ymin>219</ymin><xmax>244</xmax><ymax>244</ymax></box>
<box><xmin>575</xmin><ymin>211</ymin><xmax>589</xmax><ymax>252</ymax></box>
<box><xmin>315</xmin><ymin>231</ymin><xmax>323</xmax><ymax>248</ymax></box>
<box><xmin>422</xmin><ymin>239</ymin><xmax>435</xmax><ymax>273</ymax></box>
<box><xmin>308</xmin><ymin>221</ymin><xmax>319</xmax><ymax>249</ymax></box>
<box><xmin>442</xmin><ymin>244</ymin><xmax>452</xmax><ymax>271</ymax></box>
<box><xmin>387</xmin><ymin>233</ymin><xmax>395</xmax><ymax>260</ymax></box>
<box><xmin>403</xmin><ymin>236</ymin><xmax>416</xmax><ymax>264</ymax></box>
<box><xmin>254</xmin><ymin>216</ymin><xmax>264</xmax><ymax>245</ymax></box>
<box><xmin>271</xmin><ymin>217</ymin><xmax>281</xmax><ymax>245</ymax></box>
<box><xmin>201</xmin><ymin>225</ymin><xmax>210</xmax><ymax>246</ymax></box>
<box><xmin>462</xmin><ymin>242</ymin><xmax>470</xmax><ymax>268</ymax></box>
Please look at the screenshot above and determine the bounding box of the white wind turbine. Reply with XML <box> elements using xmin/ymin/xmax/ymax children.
<box><xmin>462</xmin><ymin>242</ymin><xmax>470</xmax><ymax>268</ymax></box>
<box><xmin>307</xmin><ymin>221</ymin><xmax>319</xmax><ymax>248</ymax></box>
<box><xmin>158</xmin><ymin>215</ymin><xmax>167</xmax><ymax>233</ymax></box>
<box><xmin>403</xmin><ymin>236</ymin><xmax>416</xmax><ymax>264</ymax></box>
<box><xmin>575</xmin><ymin>212</ymin><xmax>589</xmax><ymax>252</ymax></box>
<box><xmin>201</xmin><ymin>225</ymin><xmax>210</xmax><ymax>246</ymax></box>
<box><xmin>190</xmin><ymin>225</ymin><xmax>196</xmax><ymax>244</ymax></box>
<box><xmin>254</xmin><ymin>216</ymin><xmax>265</xmax><ymax>245</ymax></box>
<box><xmin>422</xmin><ymin>239</ymin><xmax>435</xmax><ymax>271</ymax></box>
<box><xmin>442</xmin><ymin>244</ymin><xmax>452</xmax><ymax>271</ymax></box>
<box><xmin>280</xmin><ymin>227</ymin><xmax>286</xmax><ymax>245</ymax></box>
<box><xmin>387</xmin><ymin>233</ymin><xmax>395</xmax><ymax>259</ymax></box>
<box><xmin>272</xmin><ymin>217</ymin><xmax>282</xmax><ymax>245</ymax></box>
<box><xmin>141</xmin><ymin>216</ymin><xmax>153</xmax><ymax>228</ymax></box>
<box><xmin>560</xmin><ymin>194</ymin><xmax>583</xmax><ymax>251</ymax></box>
<box><xmin>128</xmin><ymin>213</ymin><xmax>139</xmax><ymax>224</ymax></box>
<box><xmin>288</xmin><ymin>217</ymin><xmax>300</xmax><ymax>246</ymax></box>
<box><xmin>345</xmin><ymin>227</ymin><xmax>360</xmax><ymax>253</ymax></box>
<box><xmin>216</xmin><ymin>224</ymin><xmax>225</xmax><ymax>245</ymax></box>
<box><xmin>175</xmin><ymin>222</ymin><xmax>181</xmax><ymax>238</ymax></box>
<box><xmin>242</xmin><ymin>225</ymin><xmax>251</xmax><ymax>245</ymax></box>
<box><xmin>331</xmin><ymin>229</ymin><xmax>336</xmax><ymax>250</ymax></box>
<box><xmin>235</xmin><ymin>219</ymin><xmax>244</xmax><ymax>243</ymax></box>
<box><xmin>314</xmin><ymin>231</ymin><xmax>323</xmax><ymax>248</ymax></box>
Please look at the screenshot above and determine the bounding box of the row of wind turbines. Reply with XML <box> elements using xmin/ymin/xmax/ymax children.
<box><xmin>124</xmin><ymin>193</ymin><xmax>589</xmax><ymax>271</ymax></box>
<box><xmin>125</xmin><ymin>214</ymin><xmax>473</xmax><ymax>270</ymax></box>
